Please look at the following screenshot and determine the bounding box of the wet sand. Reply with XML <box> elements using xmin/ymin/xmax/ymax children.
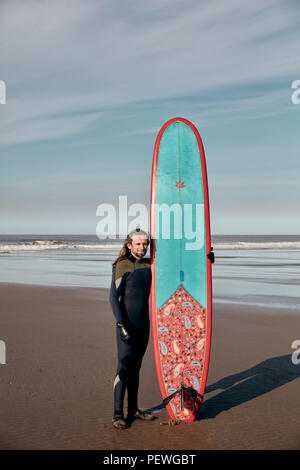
<box><xmin>0</xmin><ymin>282</ymin><xmax>299</xmax><ymax>450</ymax></box>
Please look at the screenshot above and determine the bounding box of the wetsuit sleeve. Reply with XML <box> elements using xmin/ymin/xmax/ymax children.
<box><xmin>109</xmin><ymin>266</ymin><xmax>126</xmax><ymax>323</ymax></box>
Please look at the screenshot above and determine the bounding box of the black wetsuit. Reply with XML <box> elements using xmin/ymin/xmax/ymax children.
<box><xmin>109</xmin><ymin>254</ymin><xmax>151</xmax><ymax>416</ymax></box>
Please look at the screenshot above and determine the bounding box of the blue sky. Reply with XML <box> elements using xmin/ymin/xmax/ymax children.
<box><xmin>1</xmin><ymin>0</ymin><xmax>300</xmax><ymax>235</ymax></box>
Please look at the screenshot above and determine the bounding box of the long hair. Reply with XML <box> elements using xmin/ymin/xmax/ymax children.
<box><xmin>112</xmin><ymin>231</ymin><xmax>150</xmax><ymax>266</ymax></box>
<box><xmin>112</xmin><ymin>235</ymin><xmax>133</xmax><ymax>267</ymax></box>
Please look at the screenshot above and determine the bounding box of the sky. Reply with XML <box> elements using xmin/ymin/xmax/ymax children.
<box><xmin>0</xmin><ymin>0</ymin><xmax>300</xmax><ymax>235</ymax></box>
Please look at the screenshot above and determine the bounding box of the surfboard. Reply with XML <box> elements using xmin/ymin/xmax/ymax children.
<box><xmin>150</xmin><ymin>117</ymin><xmax>212</xmax><ymax>422</ymax></box>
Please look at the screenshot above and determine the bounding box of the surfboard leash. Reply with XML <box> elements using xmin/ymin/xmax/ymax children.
<box><xmin>163</xmin><ymin>382</ymin><xmax>204</xmax><ymax>413</ymax></box>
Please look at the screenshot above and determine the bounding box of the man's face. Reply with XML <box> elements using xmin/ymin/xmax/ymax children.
<box><xmin>127</xmin><ymin>236</ymin><xmax>148</xmax><ymax>259</ymax></box>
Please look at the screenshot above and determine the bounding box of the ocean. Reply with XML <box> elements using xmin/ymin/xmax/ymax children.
<box><xmin>0</xmin><ymin>235</ymin><xmax>299</xmax><ymax>310</ymax></box>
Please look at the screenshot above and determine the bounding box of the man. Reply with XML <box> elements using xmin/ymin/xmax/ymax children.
<box><xmin>109</xmin><ymin>228</ymin><xmax>154</xmax><ymax>429</ymax></box>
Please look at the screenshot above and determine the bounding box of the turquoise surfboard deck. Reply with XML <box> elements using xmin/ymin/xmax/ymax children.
<box><xmin>150</xmin><ymin>117</ymin><xmax>212</xmax><ymax>422</ymax></box>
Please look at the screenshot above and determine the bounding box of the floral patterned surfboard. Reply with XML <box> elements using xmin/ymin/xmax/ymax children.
<box><xmin>150</xmin><ymin>118</ymin><xmax>212</xmax><ymax>422</ymax></box>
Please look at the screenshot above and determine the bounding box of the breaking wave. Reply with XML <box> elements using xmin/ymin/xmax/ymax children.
<box><xmin>0</xmin><ymin>240</ymin><xmax>122</xmax><ymax>253</ymax></box>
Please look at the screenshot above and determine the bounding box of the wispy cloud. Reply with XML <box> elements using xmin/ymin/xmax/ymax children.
<box><xmin>0</xmin><ymin>0</ymin><xmax>299</xmax><ymax>146</ymax></box>
<box><xmin>2</xmin><ymin>110</ymin><xmax>102</xmax><ymax>146</ymax></box>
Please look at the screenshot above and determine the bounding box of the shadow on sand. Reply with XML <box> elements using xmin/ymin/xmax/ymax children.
<box><xmin>196</xmin><ymin>354</ymin><xmax>300</xmax><ymax>420</ymax></box>
<box><xmin>146</xmin><ymin>355</ymin><xmax>300</xmax><ymax>419</ymax></box>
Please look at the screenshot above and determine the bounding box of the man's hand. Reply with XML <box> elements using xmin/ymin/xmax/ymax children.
<box><xmin>117</xmin><ymin>321</ymin><xmax>134</xmax><ymax>344</ymax></box>
<box><xmin>207</xmin><ymin>247</ymin><xmax>215</xmax><ymax>264</ymax></box>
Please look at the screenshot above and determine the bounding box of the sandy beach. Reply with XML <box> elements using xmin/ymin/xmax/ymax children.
<box><xmin>0</xmin><ymin>282</ymin><xmax>299</xmax><ymax>450</ymax></box>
